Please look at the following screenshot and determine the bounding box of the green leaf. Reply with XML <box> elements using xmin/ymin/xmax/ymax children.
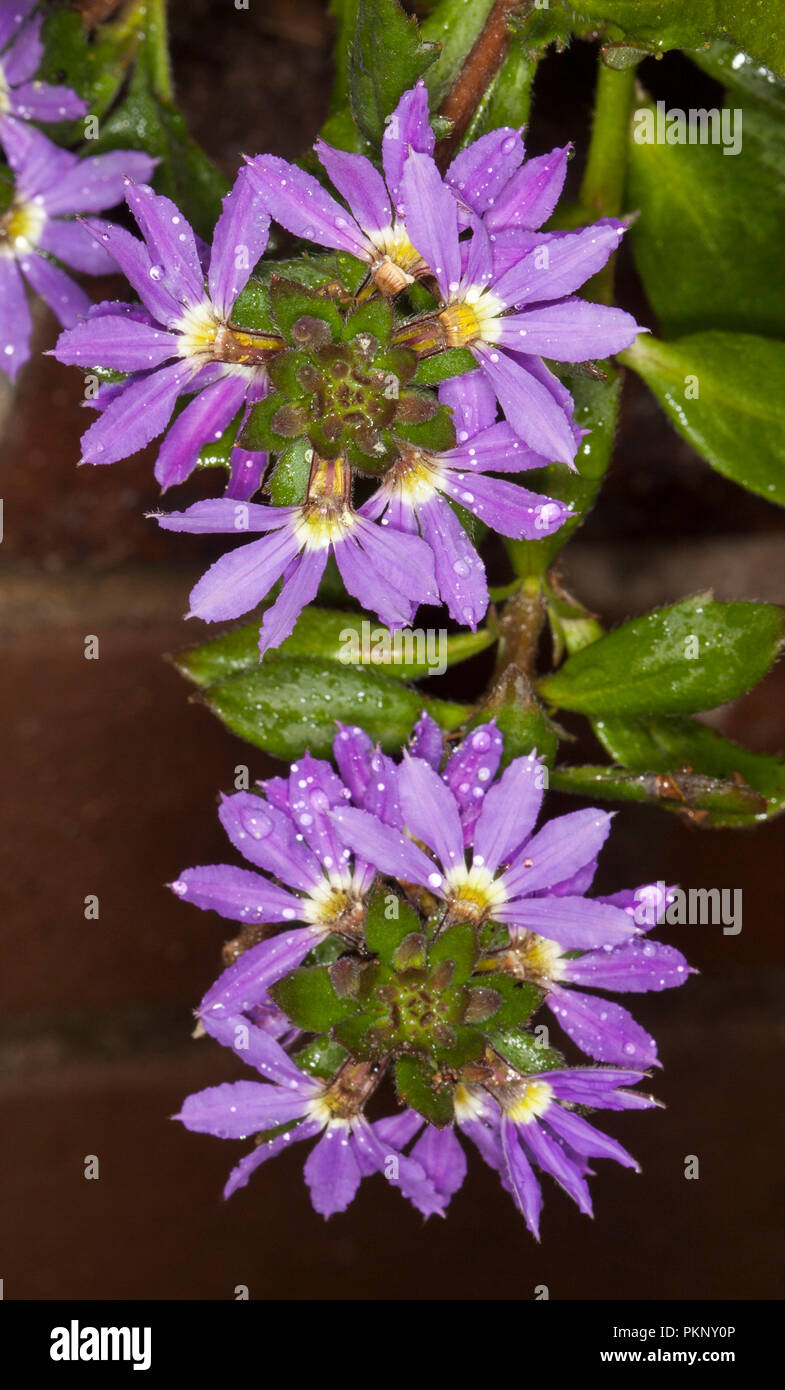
<box><xmin>267</xmin><ymin>439</ymin><xmax>313</xmax><ymax>507</ymax></box>
<box><xmin>270</xmin><ymin>966</ymin><xmax>358</xmax><ymax>1032</ymax></box>
<box><xmin>488</xmin><ymin>1029</ymin><xmax>562</xmax><ymax>1075</ymax></box>
<box><xmin>411</xmin><ymin>347</ymin><xmax>477</xmax><ymax>386</ymax></box>
<box><xmin>349</xmin><ymin>0</ymin><xmax>439</xmax><ymax>146</ymax></box>
<box><xmin>537</xmin><ymin>594</ymin><xmax>785</xmax><ymax>716</ymax></box>
<box><xmin>395</xmin><ymin>401</ymin><xmax>456</xmax><ymax>452</ymax></box>
<box><xmin>506</xmin><ymin>363</ymin><xmax>622</xmax><ymax>576</ymax></box>
<box><xmin>569</xmin><ymin>0</ymin><xmax>785</xmax><ymax>74</ymax></box>
<box><xmin>394</xmin><ymin>1056</ymin><xmax>454</xmax><ymax>1127</ymax></box>
<box><xmin>201</xmin><ymin>656</ymin><xmax>468</xmax><ymax>760</ymax></box>
<box><xmin>627</xmin><ymin>99</ymin><xmax>785</xmax><ymax>337</ymax></box>
<box><xmin>593</xmin><ymin>714</ymin><xmax>785</xmax><ymax>824</ymax></box>
<box><xmin>173</xmin><ymin>609</ymin><xmax>493</xmax><ymax>688</ymax></box>
<box><xmin>229</xmin><ymin>279</ymin><xmax>274</xmax><ymax>333</ymax></box>
<box><xmin>691</xmin><ymin>39</ymin><xmax>785</xmax><ymax>110</ymax></box>
<box><xmin>269</xmin><ymin>277</ymin><xmax>342</xmax><ymax>342</ymax></box>
<box><xmin>293</xmin><ymin>1036</ymin><xmax>348</xmax><ymax>1078</ymax></box>
<box><xmin>620</xmin><ymin>332</ymin><xmax>785</xmax><ymax>506</ymax></box>
<box><xmin>40</xmin><ymin>6</ymin><xmax>140</xmax><ymax>144</ymax></box>
<box><xmin>419</xmin><ymin>0</ymin><xmax>494</xmax><ymax>106</ymax></box>
<box><xmin>471</xmin><ymin>974</ymin><xmax>541</xmax><ymax>1030</ymax></box>
<box><xmin>428</xmin><ymin>923</ymin><xmax>478</xmax><ymax>985</ymax></box>
<box><xmin>364</xmin><ymin>890</ymin><xmax>422</xmax><ymax>963</ymax></box>
<box><xmin>549</xmin><ymin>763</ymin><xmax>769</xmax><ymax>821</ymax></box>
<box><xmin>342</xmin><ymin>299</ymin><xmax>393</xmax><ymax>344</ymax></box>
<box><xmin>195</xmin><ymin>408</ymin><xmax>242</xmax><ymax>472</ymax></box>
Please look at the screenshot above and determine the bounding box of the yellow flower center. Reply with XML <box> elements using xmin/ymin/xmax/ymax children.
<box><xmin>176</xmin><ymin>298</ymin><xmax>220</xmax><ymax>358</ymax></box>
<box><xmin>438</xmin><ymin>287</ymin><xmax>505</xmax><ymax>347</ymax></box>
<box><xmin>505</xmin><ymin>1079</ymin><xmax>553</xmax><ymax>1125</ymax></box>
<box><xmin>514</xmin><ymin>932</ymin><xmax>566</xmax><ymax>983</ymax></box>
<box><xmin>386</xmin><ymin>448</ymin><xmax>440</xmax><ymax>506</ymax></box>
<box><xmin>370</xmin><ymin>222</ymin><xmax>427</xmax><ymax>293</ymax></box>
<box><xmin>445</xmin><ymin>861</ymin><xmax>508</xmax><ymax>924</ymax></box>
<box><xmin>0</xmin><ymin>196</ymin><xmax>47</xmax><ymax>257</ymax></box>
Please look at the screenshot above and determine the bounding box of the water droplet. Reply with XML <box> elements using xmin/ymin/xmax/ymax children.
<box><xmin>149</xmin><ymin>264</ymin><xmax>164</xmax><ymax>281</ymax></box>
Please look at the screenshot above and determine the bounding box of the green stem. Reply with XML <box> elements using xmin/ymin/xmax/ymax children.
<box><xmin>578</xmin><ymin>59</ymin><xmax>636</xmax><ymax>304</ymax></box>
<box><xmin>144</xmin><ymin>0</ymin><xmax>173</xmax><ymax>101</ymax></box>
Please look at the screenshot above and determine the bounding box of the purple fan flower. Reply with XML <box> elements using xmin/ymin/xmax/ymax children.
<box><xmin>245</xmin><ymin>81</ymin><xmax>437</xmax><ymax>295</ymax></box>
<box><xmin>53</xmin><ymin>170</ymin><xmax>272</xmax><ymax>495</ymax></box>
<box><xmin>0</xmin><ymin>118</ymin><xmax>154</xmax><ymax>378</ymax></box>
<box><xmin>176</xmin><ymin>1013</ymin><xmax>445</xmax><ymax>1216</ymax></box>
<box><xmin>0</xmin><ymin>1</ymin><xmax>86</xmax><ymax>129</ymax></box>
<box><xmin>330</xmin><ymin>727</ymin><xmax>641</xmax><ymax>953</ymax></box>
<box><xmin>169</xmin><ymin>731</ymin><xmax>400</xmax><ymax>1009</ymax></box>
<box><xmin>153</xmin><ymin>464</ymin><xmax>439</xmax><ymax>655</ymax></box>
<box><xmin>362</xmin><ymin>368</ymin><xmax>571</xmax><ymax>627</ymax></box>
<box><xmin>400</xmin><ymin>149</ymin><xmax>642</xmax><ymax>465</ymax></box>
<box><xmin>376</xmin><ymin>1066</ymin><xmax>659</xmax><ymax>1236</ymax></box>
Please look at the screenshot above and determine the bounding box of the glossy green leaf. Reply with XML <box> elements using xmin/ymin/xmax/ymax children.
<box><xmin>691</xmin><ymin>39</ymin><xmax>785</xmax><ymax>109</ymax></box>
<box><xmin>394</xmin><ymin>1055</ymin><xmax>454</xmax><ymax>1127</ymax></box>
<box><xmin>549</xmin><ymin>763</ymin><xmax>768</xmax><ymax>820</ymax></box>
<box><xmin>569</xmin><ymin>0</ymin><xmax>785</xmax><ymax>74</ymax></box>
<box><xmin>538</xmin><ymin>595</ymin><xmax>785</xmax><ymax>716</ymax></box>
<box><xmin>620</xmin><ymin>332</ymin><xmax>785</xmax><ymax>506</ymax></box>
<box><xmin>195</xmin><ymin>408</ymin><xmax>242</xmax><ymax>472</ymax></box>
<box><xmin>472</xmin><ymin>974</ymin><xmax>541</xmax><ymax>1030</ymax></box>
<box><xmin>201</xmin><ymin>656</ymin><xmax>468</xmax><ymax>760</ymax></box>
<box><xmin>173</xmin><ymin>609</ymin><xmax>493</xmax><ymax>687</ymax></box>
<box><xmin>230</xmin><ymin>279</ymin><xmax>274</xmax><ymax>333</ymax></box>
<box><xmin>40</xmin><ymin>6</ymin><xmax>140</xmax><ymax>144</ymax></box>
<box><xmin>270</xmin><ymin>966</ymin><xmax>358</xmax><ymax>1032</ymax></box>
<box><xmin>411</xmin><ymin>348</ymin><xmax>477</xmax><ymax>386</ymax></box>
<box><xmin>488</xmin><ymin>1029</ymin><xmax>562</xmax><ymax>1075</ymax></box>
<box><xmin>428</xmin><ymin>923</ymin><xmax>478</xmax><ymax>986</ymax></box>
<box><xmin>593</xmin><ymin>713</ymin><xmax>785</xmax><ymax>823</ymax></box>
<box><xmin>364</xmin><ymin>890</ymin><xmax>421</xmax><ymax>963</ymax></box>
<box><xmin>627</xmin><ymin>99</ymin><xmax>785</xmax><ymax>337</ymax></box>
<box><xmin>349</xmin><ymin>0</ymin><xmax>439</xmax><ymax>146</ymax></box>
<box><xmin>293</xmin><ymin>1036</ymin><xmax>348</xmax><ymax>1079</ymax></box>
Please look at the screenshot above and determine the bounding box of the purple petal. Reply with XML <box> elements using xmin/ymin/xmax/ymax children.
<box><xmin>398</xmin><ymin>753</ymin><xmax>465</xmax><ymax>873</ymax></box>
<box><xmin>472</xmin><ymin>341</ymin><xmax>578</xmax><ymax>465</ymax></box>
<box><xmin>334</xmin><ymin>533</ymin><xmax>414</xmax><ymax>630</ymax></box>
<box><xmin>154</xmin><ymin>496</ymin><xmax>290</xmax><ymax>533</ymax></box>
<box><xmin>333</xmin><ymin>723</ymin><xmax>374</xmax><ymax>802</ymax></box>
<box><xmin>3</xmin><ymin>14</ymin><xmax>43</xmax><ymax>83</ymax></box>
<box><xmin>188</xmin><ymin>528</ymin><xmax>302</xmax><ymax>624</ymax></box>
<box><xmin>494</xmin><ymin>297</ymin><xmax>642</xmax><ymax>361</ymax></box>
<box><xmin>493</xmin><ymin>220</ymin><xmax>626</xmax><ymax>308</ymax></box>
<box><xmin>472</xmin><ymin>753</ymin><xmax>543</xmax><ymax>872</ymax></box>
<box><xmin>352</xmin><ymin>514</ymin><xmax>438</xmax><ymax>607</ymax></box>
<box><xmin>245</xmin><ymin>154</ymin><xmax>372</xmax><ymax>259</ymax></box>
<box><xmin>547</xmin><ymin>858</ymin><xmax>598</xmax><ymax>898</ymax></box>
<box><xmin>11</xmin><ymin>81</ymin><xmax>87</xmax><ymax>123</ymax></box>
<box><xmin>124</xmin><ymin>182</ymin><xmax>204</xmax><ymax>309</ymax></box>
<box><xmin>0</xmin><ymin>1</ymin><xmax>37</xmax><ymax>55</ymax></box>
<box><xmin>351</xmin><ymin>1118</ymin><xmax>446</xmax><ymax>1218</ymax></box>
<box><xmin>547</xmin><ymin>987</ymin><xmax>659</xmax><ymax>1068</ymax></box>
<box><xmin>41</xmin><ymin>151</ymin><xmax>157</xmax><ymax>217</ymax></box>
<box><xmin>0</xmin><ymin>114</ymin><xmax>75</xmax><ymax>194</ymax></box>
<box><xmin>544</xmin><ymin>1067</ymin><xmax>652</xmax><ymax>1109</ymax></box>
<box><xmin>175</xmin><ymin>1079</ymin><xmax>307</xmax><ymax>1137</ymax></box>
<box><xmin>330</xmin><ymin>804</ymin><xmax>443</xmax><ymax>894</ymax></box>
<box><xmin>171</xmin><ymin>863</ymin><xmax>302</xmax><ymax>924</ymax></box>
<box><xmin>500</xmin><ymin>1116</ymin><xmax>543</xmax><ymax>1237</ymax></box>
<box><xmin>78</xmin><ymin>357</ymin><xmax>194</xmax><ymax>464</ymax></box>
<box><xmin>155</xmin><ymin>373</ymin><xmax>247</xmax><ymax>489</ymax></box>
<box><xmin>0</xmin><ymin>256</ymin><xmax>31</xmax><ymax>379</ymax></box>
<box><xmin>408</xmin><ymin>712</ymin><xmax>444</xmax><ymax>769</ymax></box>
<box><xmin>503</xmin><ymin>808</ymin><xmax>613</xmax><ymax>897</ymax></box>
<box><xmin>498</xmin><ymin>895</ymin><xmax>638</xmax><ymax>950</ymax></box>
<box><xmin>382</xmin><ymin>81</ymin><xmax>434</xmax><ymax>206</ymax></box>
<box><xmin>438</xmin><ymin>369</ymin><xmax>498</xmax><ymax>437</ymax></box>
<box><xmin>199</xmin><ymin>1010</ymin><xmax>316</xmax><ymax>1090</ymax></box>
<box><xmin>258</xmin><ymin>547</ymin><xmax>326</xmax><ymax>655</ymax></box>
<box><xmin>223</xmin><ymin>1123</ymin><xmax>315</xmax><ymax>1198</ymax></box>
<box><xmin>462</xmin><ymin>217</ymin><xmax>495</xmax><ymax>291</ymax></box>
<box><xmin>411</xmin><ymin>1124</ymin><xmax>467</xmax><ymax>1200</ymax></box>
<box><xmin>200</xmin><ymin>928</ymin><xmax>321</xmax><ymax>1017</ymax></box>
<box><xmin>399</xmin><ymin>150</ymin><xmax>461</xmax><ymax>299</ymax></box>
<box><xmin>315</xmin><ymin>139</ymin><xmax>392</xmax><ymax>235</ymax></box>
<box><xmin>521</xmin><ymin>1117</ymin><xmax>593</xmax><ymax>1215</ymax></box>
<box><xmin>445</xmin><ymin>419</ymin><xmax>547</xmax><ymax>474</ymax></box>
<box><xmin>18</xmin><ymin>252</ymin><xmax>89</xmax><ymax>327</ymax></box>
<box><xmin>287</xmin><ymin>751</ymin><xmax>351</xmax><ymax>868</ymax></box>
<box><xmin>37</xmin><ymin>217</ymin><xmax>116</xmax><ymax>274</ymax></box>
<box><xmin>486</xmin><ymin>145</ymin><xmax>571</xmax><ymax>233</ymax></box>
<box><xmin>444</xmin><ymin>722</ymin><xmax>504</xmax><ymax>844</ymax></box>
<box><xmin>416</xmin><ymin>493</ymin><xmax>488</xmax><ymax>629</ymax></box>
<box><xmin>218</xmin><ymin>790</ymin><xmax>322</xmax><ymax>893</ymax></box>
<box><xmin>208</xmin><ymin>165</ymin><xmax>270</xmax><ymax>318</ymax></box>
<box><xmin>304</xmin><ymin>1123</ymin><xmax>362</xmax><ymax>1217</ymax></box>
<box><xmin>372</xmin><ymin>1108</ymin><xmax>424</xmax><ymax>1149</ymax></box>
<box><xmin>543</xmin><ymin>1104</ymin><xmax>640</xmax><ymax>1170</ymax></box>
<box><xmin>563</xmin><ymin>938</ymin><xmax>693</xmax><ymax>993</ymax></box>
<box><xmin>54</xmin><ymin>313</ymin><xmax>179</xmax><ymax>371</ymax></box>
<box><xmin>80</xmin><ymin>216</ymin><xmax>182</xmax><ymax>325</ymax></box>
<box><xmin>447</xmin><ymin>127</ymin><xmax>524</xmax><ymax>216</ymax></box>
<box><xmin>440</xmin><ymin>469</ymin><xmax>571</xmax><ymax>539</ymax></box>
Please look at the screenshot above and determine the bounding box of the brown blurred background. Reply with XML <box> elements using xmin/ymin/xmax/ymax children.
<box><xmin>1</xmin><ymin>1</ymin><xmax>783</xmax><ymax>1300</ymax></box>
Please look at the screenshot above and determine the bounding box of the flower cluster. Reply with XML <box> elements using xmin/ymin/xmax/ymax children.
<box><xmin>50</xmin><ymin>81</ymin><xmax>643</xmax><ymax>646</ymax></box>
<box><xmin>172</xmin><ymin>716</ymin><xmax>691</xmax><ymax>1233</ymax></box>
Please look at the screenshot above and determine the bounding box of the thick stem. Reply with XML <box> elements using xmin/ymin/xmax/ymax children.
<box><xmin>578</xmin><ymin>60</ymin><xmax>636</xmax><ymax>304</ymax></box>
<box><xmin>437</xmin><ymin>1</ymin><xmax>532</xmax><ymax>164</ymax></box>
<box><xmin>493</xmin><ymin>582</ymin><xmax>547</xmax><ymax>681</ymax></box>
<box><xmin>144</xmin><ymin>0</ymin><xmax>174</xmax><ymax>101</ymax></box>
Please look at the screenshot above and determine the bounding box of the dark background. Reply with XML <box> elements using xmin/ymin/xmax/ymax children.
<box><xmin>1</xmin><ymin>1</ymin><xmax>783</xmax><ymax>1300</ymax></box>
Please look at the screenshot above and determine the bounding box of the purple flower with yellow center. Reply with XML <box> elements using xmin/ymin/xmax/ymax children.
<box><xmin>399</xmin><ymin>149</ymin><xmax>642</xmax><ymax>465</ymax></box>
<box><xmin>0</xmin><ymin>118</ymin><xmax>154</xmax><ymax>378</ymax></box>
<box><xmin>362</xmin><ymin>368</ymin><xmax>571</xmax><ymax>628</ymax></box>
<box><xmin>175</xmin><ymin>1014</ymin><xmax>445</xmax><ymax>1216</ymax></box>
<box><xmin>169</xmin><ymin>730</ymin><xmax>401</xmax><ymax>1003</ymax></box>
<box><xmin>245</xmin><ymin>81</ymin><xmax>437</xmax><ymax>295</ymax></box>
<box><xmin>153</xmin><ymin>453</ymin><xmax>438</xmax><ymax>654</ymax></box>
<box><xmin>53</xmin><ymin>169</ymin><xmax>274</xmax><ymax>496</ymax></box>
<box><xmin>0</xmin><ymin>1</ymin><xmax>86</xmax><ymax>129</ymax></box>
<box><xmin>330</xmin><ymin>728</ymin><xmax>641</xmax><ymax>954</ymax></box>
